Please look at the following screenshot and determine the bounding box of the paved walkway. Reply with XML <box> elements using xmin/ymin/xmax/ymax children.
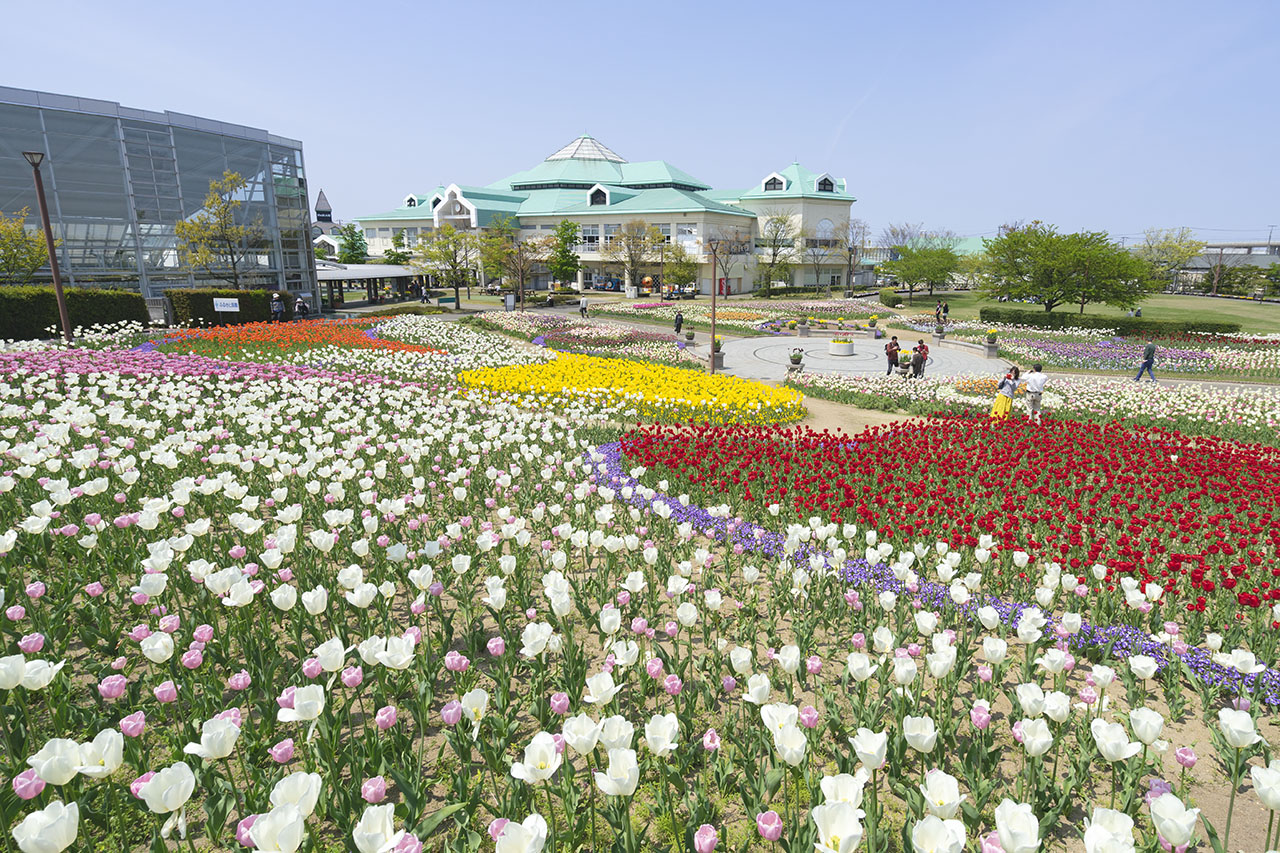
<box><xmin>718</xmin><ymin>334</ymin><xmax>993</xmax><ymax>380</ymax></box>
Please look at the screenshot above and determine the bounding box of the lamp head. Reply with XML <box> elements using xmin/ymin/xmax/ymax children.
<box><xmin>22</xmin><ymin>151</ymin><xmax>45</xmax><ymax>168</ymax></box>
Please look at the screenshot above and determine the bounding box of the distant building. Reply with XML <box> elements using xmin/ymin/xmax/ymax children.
<box><xmin>311</xmin><ymin>189</ymin><xmax>341</xmax><ymax>237</ymax></box>
<box><xmin>0</xmin><ymin>85</ymin><xmax>317</xmax><ymax>302</ymax></box>
<box><xmin>355</xmin><ymin>135</ymin><xmax>858</xmax><ymax>294</ymax></box>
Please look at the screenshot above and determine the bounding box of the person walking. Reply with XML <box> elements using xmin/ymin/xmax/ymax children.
<box><xmin>270</xmin><ymin>293</ymin><xmax>284</xmax><ymax>323</ymax></box>
<box><xmin>579</xmin><ymin>295</ymin><xmax>588</xmax><ymax>319</ymax></box>
<box><xmin>1135</xmin><ymin>340</ymin><xmax>1157</xmax><ymax>382</ymax></box>
<box><xmin>674</xmin><ymin>311</ymin><xmax>684</xmax><ymax>335</ymax></box>
<box><xmin>884</xmin><ymin>335</ymin><xmax>901</xmax><ymax>376</ymax></box>
<box><xmin>1022</xmin><ymin>362</ymin><xmax>1048</xmax><ymax>423</ymax></box>
<box><xmin>942</xmin><ymin>301</ymin><xmax>950</xmax><ymax>324</ymax></box>
<box><xmin>934</xmin><ymin>301</ymin><xmax>942</xmax><ymax>324</ymax></box>
<box><xmin>990</xmin><ymin>366</ymin><xmax>1020</xmax><ymax>419</ymax></box>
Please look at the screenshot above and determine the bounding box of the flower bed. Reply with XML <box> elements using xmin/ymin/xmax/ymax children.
<box><xmin>596</xmin><ymin>298</ymin><xmax>881</xmax><ymax>334</ymax></box>
<box><xmin>459</xmin><ymin>352</ymin><xmax>806</xmax><ymax>425</ymax></box>
<box><xmin>467</xmin><ymin>313</ymin><xmax>702</xmax><ymax>369</ymax></box>
<box><xmin>786</xmin><ymin>371</ymin><xmax>1280</xmax><ymax>445</ymax></box>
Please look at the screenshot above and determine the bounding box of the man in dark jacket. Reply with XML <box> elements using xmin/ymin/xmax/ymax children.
<box><xmin>885</xmin><ymin>335</ymin><xmax>901</xmax><ymax>375</ymax></box>
<box><xmin>1135</xmin><ymin>340</ymin><xmax>1157</xmax><ymax>382</ymax></box>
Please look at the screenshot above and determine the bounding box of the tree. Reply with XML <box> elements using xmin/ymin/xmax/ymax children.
<box><xmin>546</xmin><ymin>221</ymin><xmax>581</xmax><ymax>287</ymax></box>
<box><xmin>335</xmin><ymin>223</ymin><xmax>368</xmax><ymax>265</ymax></box>
<box><xmin>383</xmin><ymin>228</ymin><xmax>412</xmax><ymax>265</ymax></box>
<box><xmin>0</xmin><ymin>208</ymin><xmax>52</xmax><ymax>285</ymax></box>
<box><xmin>799</xmin><ymin>226</ymin><xmax>837</xmax><ymax>296</ymax></box>
<box><xmin>755</xmin><ymin>209</ymin><xmax>799</xmax><ymax>297</ymax></box>
<box><xmin>880</xmin><ymin>246</ymin><xmax>959</xmax><ymax>305</ymax></box>
<box><xmin>413</xmin><ymin>224</ymin><xmax>477</xmax><ymax>309</ymax></box>
<box><xmin>956</xmin><ymin>252</ymin><xmax>990</xmax><ymax>291</ymax></box>
<box><xmin>1134</xmin><ymin>227</ymin><xmax>1205</xmax><ymax>291</ymax></box>
<box><xmin>703</xmin><ymin>226</ymin><xmax>753</xmax><ymax>296</ymax></box>
<box><xmin>1213</xmin><ymin>263</ymin><xmax>1264</xmax><ymax>297</ymax></box>
<box><xmin>832</xmin><ymin>218</ymin><xmax>870</xmax><ymax>294</ymax></box>
<box><xmin>174</xmin><ymin>171</ymin><xmax>264</xmax><ymax>288</ymax></box>
<box><xmin>982</xmin><ymin>222</ymin><xmax>1155</xmax><ymax>313</ymax></box>
<box><xmin>1202</xmin><ymin>247</ymin><xmax>1248</xmax><ymax>296</ymax></box>
<box><xmin>1263</xmin><ymin>262</ymin><xmax>1280</xmax><ymax>297</ymax></box>
<box><xmin>600</xmin><ymin>220</ymin><xmax>662</xmax><ymax>292</ymax></box>
<box><xmin>479</xmin><ymin>216</ymin><xmax>549</xmax><ymax>310</ymax></box>
<box><xmin>313</xmin><ymin>242</ymin><xmax>332</xmax><ymax>260</ymax></box>
<box><xmin>664</xmin><ymin>241</ymin><xmax>698</xmax><ymax>289</ymax></box>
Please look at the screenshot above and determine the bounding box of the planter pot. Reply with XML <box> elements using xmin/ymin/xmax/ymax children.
<box><xmin>789</xmin><ymin>357</ymin><xmax>803</xmax><ymax>366</ymax></box>
<box><xmin>828</xmin><ymin>341</ymin><xmax>855</xmax><ymax>356</ymax></box>
<box><xmin>866</xmin><ymin>328</ymin><xmax>880</xmax><ymax>340</ymax></box>
<box><xmin>797</xmin><ymin>325</ymin><xmax>810</xmax><ymax>337</ymax></box>
<box><xmin>684</xmin><ymin>331</ymin><xmax>695</xmax><ymax>341</ymax></box>
<box><xmin>984</xmin><ymin>342</ymin><xmax>999</xmax><ymax>359</ymax></box>
<box><xmin>710</xmin><ymin>352</ymin><xmax>725</xmax><ymax>370</ymax></box>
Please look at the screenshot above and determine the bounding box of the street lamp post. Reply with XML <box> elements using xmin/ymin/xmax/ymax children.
<box><xmin>22</xmin><ymin>152</ymin><xmax>73</xmax><ymax>344</ymax></box>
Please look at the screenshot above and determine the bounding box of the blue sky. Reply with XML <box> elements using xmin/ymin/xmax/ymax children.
<box><xmin>6</xmin><ymin>0</ymin><xmax>1276</xmax><ymax>243</ymax></box>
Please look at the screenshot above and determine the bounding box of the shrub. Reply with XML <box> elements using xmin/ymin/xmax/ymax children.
<box><xmin>0</xmin><ymin>286</ymin><xmax>149</xmax><ymax>340</ymax></box>
<box><xmin>362</xmin><ymin>304</ymin><xmax>449</xmax><ymax>318</ymax></box>
<box><xmin>977</xmin><ymin>307</ymin><xmax>1241</xmax><ymax>335</ymax></box>
<box><xmin>167</xmin><ymin>289</ymin><xmax>289</xmax><ymax>326</ymax></box>
<box><xmin>878</xmin><ymin>287</ymin><xmax>899</xmax><ymax>307</ymax></box>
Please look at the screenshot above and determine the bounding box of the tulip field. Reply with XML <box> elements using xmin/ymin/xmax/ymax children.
<box><xmin>2</xmin><ymin>315</ymin><xmax>1280</xmax><ymax>853</ymax></box>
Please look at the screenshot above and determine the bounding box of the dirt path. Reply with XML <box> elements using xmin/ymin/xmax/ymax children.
<box><xmin>798</xmin><ymin>394</ymin><xmax>919</xmax><ymax>434</ymax></box>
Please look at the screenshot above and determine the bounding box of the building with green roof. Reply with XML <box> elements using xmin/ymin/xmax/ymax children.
<box><xmin>356</xmin><ymin>135</ymin><xmax>857</xmax><ymax>294</ymax></box>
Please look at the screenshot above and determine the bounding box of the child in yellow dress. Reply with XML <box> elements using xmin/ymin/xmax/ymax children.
<box><xmin>989</xmin><ymin>367</ymin><xmax>1019</xmax><ymax>419</ymax></box>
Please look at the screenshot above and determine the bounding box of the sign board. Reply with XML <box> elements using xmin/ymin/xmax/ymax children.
<box><xmin>504</xmin><ymin>293</ymin><xmax>516</xmax><ymax>312</ymax></box>
<box><xmin>212</xmin><ymin>298</ymin><xmax>240</xmax><ymax>312</ymax></box>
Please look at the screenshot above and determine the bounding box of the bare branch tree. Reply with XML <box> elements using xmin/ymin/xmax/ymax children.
<box><xmin>832</xmin><ymin>218</ymin><xmax>870</xmax><ymax>293</ymax></box>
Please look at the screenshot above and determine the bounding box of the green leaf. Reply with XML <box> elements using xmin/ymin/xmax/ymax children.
<box><xmin>417</xmin><ymin>803</ymin><xmax>467</xmax><ymax>839</ymax></box>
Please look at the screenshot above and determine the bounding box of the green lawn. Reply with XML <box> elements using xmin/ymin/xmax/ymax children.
<box><xmin>907</xmin><ymin>292</ymin><xmax>1280</xmax><ymax>334</ymax></box>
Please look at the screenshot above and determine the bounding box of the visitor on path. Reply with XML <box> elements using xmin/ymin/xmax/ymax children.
<box><xmin>884</xmin><ymin>335</ymin><xmax>901</xmax><ymax>375</ymax></box>
<box><xmin>1022</xmin><ymin>362</ymin><xmax>1048</xmax><ymax>423</ymax></box>
<box><xmin>270</xmin><ymin>293</ymin><xmax>284</xmax><ymax>323</ymax></box>
<box><xmin>913</xmin><ymin>339</ymin><xmax>930</xmax><ymax>378</ymax></box>
<box><xmin>674</xmin><ymin>311</ymin><xmax>684</xmax><ymax>334</ymax></box>
<box><xmin>294</xmin><ymin>297</ymin><xmax>309</xmax><ymax>320</ymax></box>
<box><xmin>934</xmin><ymin>301</ymin><xmax>942</xmax><ymax>324</ymax></box>
<box><xmin>942</xmin><ymin>301</ymin><xmax>950</xmax><ymax>324</ymax></box>
<box><xmin>579</xmin><ymin>296</ymin><xmax>588</xmax><ymax>319</ymax></box>
<box><xmin>1135</xmin><ymin>340</ymin><xmax>1157</xmax><ymax>382</ymax></box>
<box><xmin>990</xmin><ymin>366</ymin><xmax>1020</xmax><ymax>419</ymax></box>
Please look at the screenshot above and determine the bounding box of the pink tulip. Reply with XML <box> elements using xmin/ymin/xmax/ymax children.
<box><xmin>236</xmin><ymin>814</ymin><xmax>258</xmax><ymax>847</ymax></box>
<box><xmin>428</xmin><ymin>582</ymin><xmax>444</xmax><ymax>597</ymax></box>
<box><xmin>1011</xmin><ymin>720</ymin><xmax>1025</xmax><ymax>743</ymax></box>
<box><xmin>217</xmin><ymin>707</ymin><xmax>243</xmax><ymax>727</ymax></box>
<box><xmin>851</xmin><ymin>632</ymin><xmax>866</xmax><ymax>650</ymax></box>
<box><xmin>1175</xmin><ymin>747</ymin><xmax>1196</xmax><ymax>769</ymax></box>
<box><xmin>907</xmin><ymin>643</ymin><xmax>922</xmax><ymax>658</ymax></box>
<box><xmin>130</xmin><ymin>772</ymin><xmax>156</xmax><ymax>799</ymax></box>
<box><xmin>228</xmin><ymin>545</ymin><xmax>247</xmax><ymax>559</ymax></box>
<box><xmin>806</xmin><ymin>655</ymin><xmax>822</xmax><ymax>675</ymax></box>
<box><xmin>665</xmin><ymin>621</ymin><xmax>678</xmax><ymax>638</ymax></box>
<box><xmin>970</xmin><ymin>704</ymin><xmax>991</xmax><ymax>730</ymax></box>
<box><xmin>158</xmin><ymin>614</ymin><xmax>180</xmax><ymax>634</ymax></box>
<box><xmin>552</xmin><ymin>734</ymin><xmax>566</xmax><ymax>754</ymax></box>
<box><xmin>393</xmin><ymin>835</ymin><xmax>423</xmax><ymax>853</ymax></box>
<box><xmin>646</xmin><ymin>658</ymin><xmax>665</xmax><ymax>680</ymax></box>
<box><xmin>1078</xmin><ymin>686</ymin><xmax>1098</xmax><ymax>706</ymax></box>
<box><xmin>342</xmin><ymin>666</ymin><xmax>364</xmax><ymax>688</ymax></box>
<box><xmin>181</xmin><ymin>649</ymin><xmax>203</xmax><ymax>670</ymax></box>
<box><xmin>18</xmin><ymin>633</ymin><xmax>44</xmax><ymax>653</ymax></box>
<box><xmin>277</xmin><ymin>568</ymin><xmax>293</xmax><ymax>582</ymax></box>
<box><xmin>1232</xmin><ymin>697</ymin><xmax>1251</xmax><ymax>712</ymax></box>
<box><xmin>120</xmin><ymin>711</ymin><xmax>146</xmax><ymax>737</ymax></box>
<box><xmin>441</xmin><ymin>700</ymin><xmax>463</xmax><ymax>725</ymax></box>
<box><xmin>703</xmin><ymin>728</ymin><xmax>721</xmax><ymax>751</ymax></box>
<box><xmin>153</xmin><ymin>680</ymin><xmax>178</xmax><ymax>703</ymax></box>
<box><xmin>488</xmin><ymin>819</ymin><xmax>510</xmax><ymax>841</ymax></box>
<box><xmin>444</xmin><ymin>651</ymin><xmax>469</xmax><ymax>672</ymax></box>
<box><xmin>403</xmin><ymin>626</ymin><xmax>422</xmax><ymax>646</ymax></box>
<box><xmin>756</xmin><ymin>811</ymin><xmax>783</xmax><ymax>842</ymax></box>
<box><xmin>981</xmin><ymin>831</ymin><xmax>1005</xmax><ymax>853</ymax></box>
<box><xmin>12</xmin><ymin>769</ymin><xmax>45</xmax><ymax>800</ymax></box>
<box><xmin>269</xmin><ymin>739</ymin><xmax>295</xmax><ymax>763</ymax></box>
<box><xmin>193</xmin><ymin>624</ymin><xmax>214</xmax><ymax>643</ymax></box>
<box><xmin>1145</xmin><ymin>778</ymin><xmax>1173</xmax><ymax>806</ymax></box>
<box><xmin>550</xmin><ymin>692</ymin><xmax>570</xmax><ymax>715</ymax></box>
<box><xmin>631</xmin><ymin>617</ymin><xmax>648</xmax><ymax>635</ymax></box>
<box><xmin>376</xmin><ymin>706</ymin><xmax>398</xmax><ymax>730</ymax></box>
<box><xmin>722</xmin><ymin>675</ymin><xmax>737</xmax><ymax>692</ymax></box>
<box><xmin>84</xmin><ymin>582</ymin><xmax>105</xmax><ymax>597</ymax></box>
<box><xmin>25</xmin><ymin>582</ymin><xmax>45</xmax><ymax>600</ymax></box>
<box><xmin>664</xmin><ymin>674</ymin><xmax>683</xmax><ymax>696</ymax></box>
<box><xmin>131</xmin><ymin>593</ymin><xmax>150</xmax><ymax>606</ymax></box>
<box><xmin>977</xmin><ymin>665</ymin><xmax>993</xmax><ymax>682</ymax></box>
<box><xmin>487</xmin><ymin>637</ymin><xmax>505</xmax><ymax>656</ymax></box>
<box><xmin>302</xmin><ymin>658</ymin><xmax>322</xmax><ymax>679</ymax></box>
<box><xmin>277</xmin><ymin>686</ymin><xmax>297</xmax><ymax>710</ymax></box>
<box><xmin>227</xmin><ymin>670</ymin><xmax>252</xmax><ymax>691</ymax></box>
<box><xmin>617</xmin><ymin>591</ymin><xmax>631</xmax><ymax>606</ymax></box>
<box><xmin>694</xmin><ymin>824</ymin><xmax>718</xmax><ymax>853</ymax></box>
<box><xmin>361</xmin><ymin>776</ymin><xmax>388</xmax><ymax>803</ymax></box>
<box><xmin>798</xmin><ymin>705</ymin><xmax>820</xmax><ymax>729</ymax></box>
<box><xmin>111</xmin><ymin>656</ymin><xmax>127</xmax><ymax>670</ymax></box>
<box><xmin>98</xmin><ymin>674</ymin><xmax>127</xmax><ymax>700</ymax></box>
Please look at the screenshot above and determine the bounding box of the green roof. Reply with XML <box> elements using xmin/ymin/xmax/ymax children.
<box><xmin>738</xmin><ymin>162</ymin><xmax>855</xmax><ymax>201</ymax></box>
<box><xmin>555</xmin><ymin>187</ymin><xmax>755</xmax><ymax>218</ymax></box>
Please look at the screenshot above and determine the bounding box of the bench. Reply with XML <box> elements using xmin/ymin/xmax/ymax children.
<box><xmin>437</xmin><ymin>297</ymin><xmax>457</xmax><ymax>307</ymax></box>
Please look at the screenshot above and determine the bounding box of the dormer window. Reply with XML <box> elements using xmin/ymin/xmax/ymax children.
<box><xmin>764</xmin><ymin>177</ymin><xmax>783</xmax><ymax>191</ymax></box>
<box><xmin>590</xmin><ymin>188</ymin><xmax>608</xmax><ymax>206</ymax></box>
<box><xmin>430</xmin><ymin>197</ymin><xmax>441</xmax><ymax>209</ymax></box>
<box><xmin>406</xmin><ymin>198</ymin><xmax>416</xmax><ymax>207</ymax></box>
<box><xmin>817</xmin><ymin>177</ymin><xmax>834</xmax><ymax>192</ymax></box>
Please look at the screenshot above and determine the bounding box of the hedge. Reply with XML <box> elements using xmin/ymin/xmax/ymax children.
<box><xmin>879</xmin><ymin>287</ymin><xmax>899</xmax><ymax>307</ymax></box>
<box><xmin>978</xmin><ymin>307</ymin><xmax>1241</xmax><ymax>335</ymax></box>
<box><xmin>167</xmin><ymin>289</ymin><xmax>292</xmax><ymax>326</ymax></box>
<box><xmin>0</xmin><ymin>286</ymin><xmax>149</xmax><ymax>341</ymax></box>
